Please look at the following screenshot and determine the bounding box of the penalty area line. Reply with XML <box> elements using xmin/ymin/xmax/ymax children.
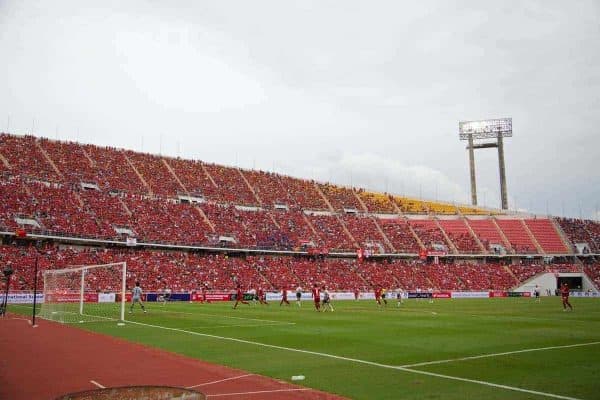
<box><xmin>126</xmin><ymin>320</ymin><xmax>584</xmax><ymax>400</ymax></box>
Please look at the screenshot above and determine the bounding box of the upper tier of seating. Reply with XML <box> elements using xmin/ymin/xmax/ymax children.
<box><xmin>0</xmin><ymin>133</ymin><xmax>589</xmax><ymax>254</ymax></box>
<box><xmin>438</xmin><ymin>219</ymin><xmax>481</xmax><ymax>254</ymax></box>
<box><xmin>524</xmin><ymin>219</ymin><xmax>568</xmax><ymax>254</ymax></box>
<box><xmin>557</xmin><ymin>218</ymin><xmax>600</xmax><ymax>253</ymax></box>
<box><xmin>495</xmin><ymin>219</ymin><xmax>537</xmax><ymax>254</ymax></box>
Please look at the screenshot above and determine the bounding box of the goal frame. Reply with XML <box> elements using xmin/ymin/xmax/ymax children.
<box><xmin>42</xmin><ymin>261</ymin><xmax>127</xmax><ymax>322</ymax></box>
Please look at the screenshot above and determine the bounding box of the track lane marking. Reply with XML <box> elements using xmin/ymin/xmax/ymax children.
<box><xmin>207</xmin><ymin>388</ymin><xmax>311</xmax><ymax>397</ymax></box>
<box><xmin>187</xmin><ymin>374</ymin><xmax>254</xmax><ymax>389</ymax></box>
<box><xmin>90</xmin><ymin>380</ymin><xmax>105</xmax><ymax>389</ymax></box>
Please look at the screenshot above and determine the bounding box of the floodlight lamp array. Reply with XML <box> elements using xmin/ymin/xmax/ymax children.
<box><xmin>459</xmin><ymin>118</ymin><xmax>512</xmax><ymax>140</ymax></box>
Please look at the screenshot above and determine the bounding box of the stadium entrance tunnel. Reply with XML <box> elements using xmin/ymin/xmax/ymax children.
<box><xmin>55</xmin><ymin>386</ymin><xmax>205</xmax><ymax>400</ymax></box>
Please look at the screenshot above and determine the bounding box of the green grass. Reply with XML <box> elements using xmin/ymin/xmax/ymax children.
<box><xmin>13</xmin><ymin>298</ymin><xmax>600</xmax><ymax>399</ymax></box>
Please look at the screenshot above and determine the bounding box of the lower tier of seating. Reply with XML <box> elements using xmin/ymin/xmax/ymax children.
<box><xmin>1</xmin><ymin>244</ymin><xmax>595</xmax><ymax>294</ymax></box>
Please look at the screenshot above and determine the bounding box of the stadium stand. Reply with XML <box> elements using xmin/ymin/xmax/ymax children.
<box><xmin>0</xmin><ymin>134</ymin><xmax>596</xmax><ymax>261</ymax></box>
<box><xmin>409</xmin><ymin>219</ymin><xmax>450</xmax><ymax>251</ymax></box>
<box><xmin>438</xmin><ymin>219</ymin><xmax>482</xmax><ymax>254</ymax></box>
<box><xmin>393</xmin><ymin>196</ymin><xmax>428</xmax><ymax>214</ymax></box>
<box><xmin>82</xmin><ymin>144</ymin><xmax>146</xmax><ymax>193</ymax></box>
<box><xmin>357</xmin><ymin>190</ymin><xmax>397</xmax><ymax>214</ymax></box>
<box><xmin>340</xmin><ymin>214</ymin><xmax>388</xmax><ymax>252</ymax></box>
<box><xmin>318</xmin><ymin>184</ymin><xmax>362</xmax><ymax>211</ymax></box>
<box><xmin>557</xmin><ymin>218</ymin><xmax>600</xmax><ymax>253</ymax></box>
<box><xmin>279</xmin><ymin>176</ymin><xmax>329</xmax><ymax>210</ymax></box>
<box><xmin>38</xmin><ymin>138</ymin><xmax>99</xmax><ymax>185</ymax></box>
<box><xmin>306</xmin><ymin>214</ymin><xmax>356</xmax><ymax>251</ymax></box>
<box><xmin>378</xmin><ymin>218</ymin><xmax>422</xmax><ymax>253</ymax></box>
<box><xmin>242</xmin><ymin>169</ymin><xmax>294</xmax><ymax>208</ymax></box>
<box><xmin>126</xmin><ymin>152</ymin><xmax>184</xmax><ymax>197</ymax></box>
<box><xmin>495</xmin><ymin>219</ymin><xmax>537</xmax><ymax>254</ymax></box>
<box><xmin>524</xmin><ymin>219</ymin><xmax>568</xmax><ymax>254</ymax></box>
<box><xmin>203</xmin><ymin>163</ymin><xmax>259</xmax><ymax>206</ymax></box>
<box><xmin>1</xmin><ymin>244</ymin><xmax>597</xmax><ymax>294</ymax></box>
<box><xmin>0</xmin><ymin>134</ymin><xmax>60</xmax><ymax>182</ymax></box>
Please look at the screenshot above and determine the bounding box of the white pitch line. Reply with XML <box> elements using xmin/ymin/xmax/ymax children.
<box><xmin>149</xmin><ymin>308</ymin><xmax>290</xmax><ymax>324</ymax></box>
<box><xmin>400</xmin><ymin>341</ymin><xmax>600</xmax><ymax>368</ymax></box>
<box><xmin>90</xmin><ymin>380</ymin><xmax>105</xmax><ymax>389</ymax></box>
<box><xmin>126</xmin><ymin>320</ymin><xmax>587</xmax><ymax>400</ymax></box>
<box><xmin>207</xmin><ymin>388</ymin><xmax>311</xmax><ymax>397</ymax></box>
<box><xmin>187</xmin><ymin>374</ymin><xmax>254</xmax><ymax>389</ymax></box>
<box><xmin>184</xmin><ymin>322</ymin><xmax>295</xmax><ymax>330</ymax></box>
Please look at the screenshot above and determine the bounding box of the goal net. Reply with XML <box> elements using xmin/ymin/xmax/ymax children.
<box><xmin>39</xmin><ymin>262</ymin><xmax>126</xmax><ymax>324</ymax></box>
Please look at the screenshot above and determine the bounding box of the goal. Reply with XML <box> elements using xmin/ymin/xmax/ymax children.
<box><xmin>39</xmin><ymin>262</ymin><xmax>127</xmax><ymax>324</ymax></box>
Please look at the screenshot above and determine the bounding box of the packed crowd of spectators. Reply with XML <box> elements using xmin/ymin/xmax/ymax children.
<box><xmin>340</xmin><ymin>214</ymin><xmax>388</xmax><ymax>253</ymax></box>
<box><xmin>203</xmin><ymin>163</ymin><xmax>259</xmax><ymax>206</ymax></box>
<box><xmin>4</xmin><ymin>244</ymin><xmax>590</xmax><ymax>295</ymax></box>
<box><xmin>317</xmin><ymin>184</ymin><xmax>362</xmax><ymax>211</ymax></box>
<box><xmin>39</xmin><ymin>138</ymin><xmax>99</xmax><ymax>185</ymax></box>
<box><xmin>166</xmin><ymin>157</ymin><xmax>220</xmax><ymax>199</ymax></box>
<box><xmin>82</xmin><ymin>144</ymin><xmax>146</xmax><ymax>193</ymax></box>
<box><xmin>557</xmin><ymin>218</ymin><xmax>600</xmax><ymax>253</ymax></box>
<box><xmin>0</xmin><ymin>134</ymin><xmax>596</xmax><ymax>256</ymax></box>
<box><xmin>278</xmin><ymin>176</ymin><xmax>328</xmax><ymax>210</ymax></box>
<box><xmin>243</xmin><ymin>169</ymin><xmax>294</xmax><ymax>208</ymax></box>
<box><xmin>127</xmin><ymin>152</ymin><xmax>184</xmax><ymax>197</ymax></box>
<box><xmin>378</xmin><ymin>219</ymin><xmax>422</xmax><ymax>253</ymax></box>
<box><xmin>409</xmin><ymin>220</ymin><xmax>450</xmax><ymax>251</ymax></box>
<box><xmin>356</xmin><ymin>190</ymin><xmax>397</xmax><ymax>214</ymax></box>
<box><xmin>306</xmin><ymin>214</ymin><xmax>356</xmax><ymax>251</ymax></box>
<box><xmin>0</xmin><ymin>134</ymin><xmax>60</xmax><ymax>182</ymax></box>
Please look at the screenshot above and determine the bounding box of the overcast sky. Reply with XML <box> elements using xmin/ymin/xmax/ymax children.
<box><xmin>1</xmin><ymin>0</ymin><xmax>599</xmax><ymax>219</ymax></box>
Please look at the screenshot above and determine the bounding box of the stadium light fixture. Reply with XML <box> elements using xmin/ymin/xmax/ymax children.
<box><xmin>459</xmin><ymin>118</ymin><xmax>512</xmax><ymax>140</ymax></box>
<box><xmin>459</xmin><ymin>118</ymin><xmax>512</xmax><ymax>210</ymax></box>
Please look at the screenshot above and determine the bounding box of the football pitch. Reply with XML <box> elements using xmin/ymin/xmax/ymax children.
<box><xmin>15</xmin><ymin>298</ymin><xmax>600</xmax><ymax>399</ymax></box>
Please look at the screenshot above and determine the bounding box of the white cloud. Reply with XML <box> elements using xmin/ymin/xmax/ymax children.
<box><xmin>288</xmin><ymin>152</ymin><xmax>471</xmax><ymax>205</ymax></box>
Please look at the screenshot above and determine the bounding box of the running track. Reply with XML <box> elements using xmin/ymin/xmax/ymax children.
<box><xmin>0</xmin><ymin>316</ymin><xmax>345</xmax><ymax>399</ymax></box>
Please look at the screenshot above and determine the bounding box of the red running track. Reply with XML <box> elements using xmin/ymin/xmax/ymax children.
<box><xmin>0</xmin><ymin>316</ymin><xmax>345</xmax><ymax>399</ymax></box>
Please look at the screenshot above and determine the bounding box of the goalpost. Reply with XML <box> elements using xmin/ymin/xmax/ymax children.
<box><xmin>39</xmin><ymin>262</ymin><xmax>127</xmax><ymax>324</ymax></box>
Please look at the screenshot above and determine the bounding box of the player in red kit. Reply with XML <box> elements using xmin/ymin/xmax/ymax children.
<box><xmin>354</xmin><ymin>287</ymin><xmax>360</xmax><ymax>301</ymax></box>
<box><xmin>257</xmin><ymin>287</ymin><xmax>268</xmax><ymax>305</ymax></box>
<box><xmin>280</xmin><ymin>287</ymin><xmax>290</xmax><ymax>306</ymax></box>
<box><xmin>374</xmin><ymin>286</ymin><xmax>383</xmax><ymax>307</ymax></box>
<box><xmin>560</xmin><ymin>283</ymin><xmax>573</xmax><ymax>311</ymax></box>
<box><xmin>311</xmin><ymin>283</ymin><xmax>321</xmax><ymax>311</ymax></box>
<box><xmin>233</xmin><ymin>285</ymin><xmax>249</xmax><ymax>309</ymax></box>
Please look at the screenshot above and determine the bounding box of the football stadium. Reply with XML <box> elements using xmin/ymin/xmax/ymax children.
<box><xmin>1</xmin><ymin>2</ymin><xmax>599</xmax><ymax>400</ymax></box>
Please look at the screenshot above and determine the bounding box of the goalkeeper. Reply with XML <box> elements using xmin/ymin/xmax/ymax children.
<box><xmin>129</xmin><ymin>281</ymin><xmax>147</xmax><ymax>313</ymax></box>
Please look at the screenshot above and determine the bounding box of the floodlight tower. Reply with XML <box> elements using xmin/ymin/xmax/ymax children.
<box><xmin>459</xmin><ymin>118</ymin><xmax>512</xmax><ymax>210</ymax></box>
